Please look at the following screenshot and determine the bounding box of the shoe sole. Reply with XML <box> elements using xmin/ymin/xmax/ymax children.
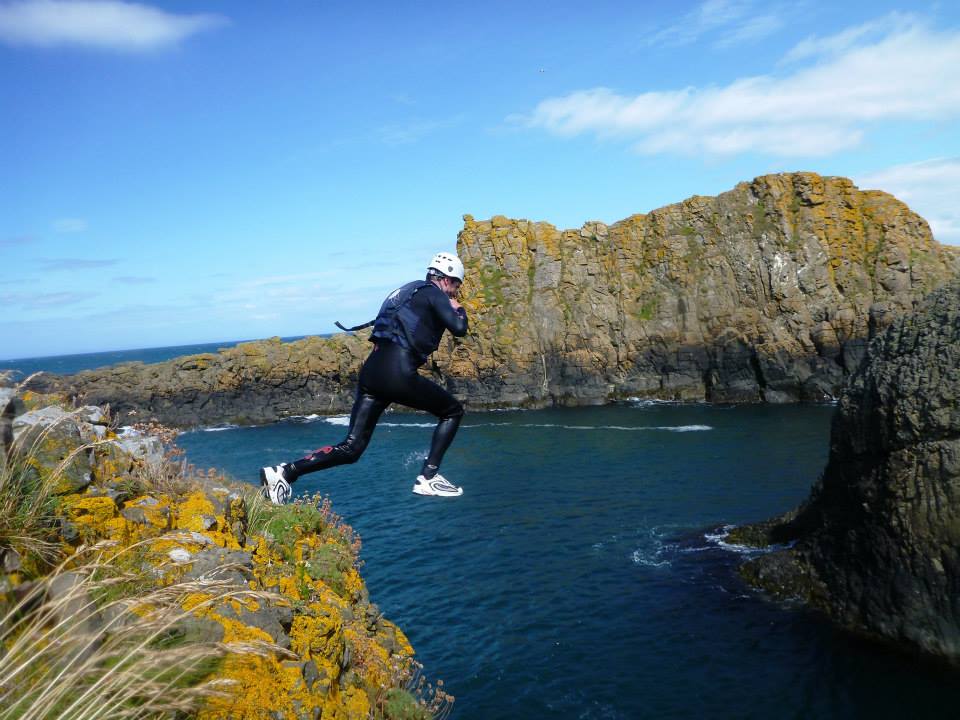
<box><xmin>412</xmin><ymin>483</ymin><xmax>463</xmax><ymax>497</ymax></box>
<box><xmin>259</xmin><ymin>467</ymin><xmax>291</xmax><ymax>504</ymax></box>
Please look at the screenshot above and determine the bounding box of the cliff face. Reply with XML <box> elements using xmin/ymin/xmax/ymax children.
<box><xmin>24</xmin><ymin>172</ymin><xmax>960</xmax><ymax>428</ymax></box>
<box><xmin>441</xmin><ymin>172</ymin><xmax>959</xmax><ymax>407</ymax></box>
<box><xmin>737</xmin><ymin>279</ymin><xmax>960</xmax><ymax>661</ymax></box>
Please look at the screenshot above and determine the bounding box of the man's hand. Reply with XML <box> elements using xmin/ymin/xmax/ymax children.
<box><xmin>449</xmin><ymin>297</ymin><xmax>462</xmax><ymax>311</ymax></box>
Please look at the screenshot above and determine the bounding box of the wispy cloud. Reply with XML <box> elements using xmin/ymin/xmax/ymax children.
<box><xmin>112</xmin><ymin>275</ymin><xmax>155</xmax><ymax>284</ymax></box>
<box><xmin>0</xmin><ymin>0</ymin><xmax>226</xmax><ymax>51</ymax></box>
<box><xmin>519</xmin><ymin>16</ymin><xmax>960</xmax><ymax>157</ymax></box>
<box><xmin>780</xmin><ymin>11</ymin><xmax>910</xmax><ymax>65</ymax></box>
<box><xmin>856</xmin><ymin>157</ymin><xmax>960</xmax><ymax>245</ymax></box>
<box><xmin>0</xmin><ymin>235</ymin><xmax>35</xmax><ymax>248</ymax></box>
<box><xmin>378</xmin><ymin>117</ymin><xmax>461</xmax><ymax>146</ymax></box>
<box><xmin>645</xmin><ymin>0</ymin><xmax>784</xmax><ymax>48</ymax></box>
<box><xmin>52</xmin><ymin>217</ymin><xmax>87</xmax><ymax>233</ymax></box>
<box><xmin>38</xmin><ymin>257</ymin><xmax>119</xmax><ymax>270</ymax></box>
<box><xmin>1</xmin><ymin>290</ymin><xmax>95</xmax><ymax>309</ymax></box>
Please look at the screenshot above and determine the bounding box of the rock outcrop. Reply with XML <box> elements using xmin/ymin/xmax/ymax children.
<box><xmin>734</xmin><ymin>279</ymin><xmax>960</xmax><ymax>662</ymax></box>
<box><xmin>1</xmin><ymin>390</ymin><xmax>441</xmax><ymax>718</ymax></box>
<box><xmin>22</xmin><ymin>172</ymin><xmax>960</xmax><ymax>428</ymax></box>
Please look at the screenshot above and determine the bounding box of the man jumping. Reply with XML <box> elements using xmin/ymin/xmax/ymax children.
<box><xmin>260</xmin><ymin>251</ymin><xmax>469</xmax><ymax>503</ymax></box>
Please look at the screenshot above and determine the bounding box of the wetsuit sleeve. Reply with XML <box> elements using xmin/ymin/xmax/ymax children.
<box><xmin>428</xmin><ymin>286</ymin><xmax>468</xmax><ymax>337</ymax></box>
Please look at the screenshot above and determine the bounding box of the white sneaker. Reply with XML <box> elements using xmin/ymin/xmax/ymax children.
<box><xmin>260</xmin><ymin>463</ymin><xmax>293</xmax><ymax>504</ymax></box>
<box><xmin>412</xmin><ymin>473</ymin><xmax>463</xmax><ymax>497</ymax></box>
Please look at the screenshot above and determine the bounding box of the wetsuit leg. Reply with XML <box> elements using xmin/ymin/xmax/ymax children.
<box><xmin>362</xmin><ymin>344</ymin><xmax>464</xmax><ymax>478</ymax></box>
<box><xmin>287</xmin><ymin>390</ymin><xmax>388</xmax><ymax>479</ymax></box>
<box><xmin>402</xmin><ymin>374</ymin><xmax>464</xmax><ymax>477</ymax></box>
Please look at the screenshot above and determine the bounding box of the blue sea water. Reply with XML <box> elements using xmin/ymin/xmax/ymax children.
<box><xmin>0</xmin><ymin>336</ymin><xmax>310</xmax><ymax>377</ymax></box>
<box><xmin>177</xmin><ymin>403</ymin><xmax>960</xmax><ymax>720</ymax></box>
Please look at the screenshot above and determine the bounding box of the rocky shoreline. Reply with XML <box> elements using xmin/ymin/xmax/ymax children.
<box><xmin>20</xmin><ymin>172</ymin><xmax>959</xmax><ymax>430</ymax></box>
<box><xmin>732</xmin><ymin>278</ymin><xmax>960</xmax><ymax>663</ymax></box>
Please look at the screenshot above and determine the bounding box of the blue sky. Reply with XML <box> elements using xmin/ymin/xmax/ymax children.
<box><xmin>2</xmin><ymin>0</ymin><xmax>959</xmax><ymax>359</ymax></box>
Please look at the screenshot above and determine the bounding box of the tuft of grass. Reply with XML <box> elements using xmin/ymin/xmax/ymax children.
<box><xmin>0</xmin><ymin>544</ymin><xmax>284</xmax><ymax>720</ymax></box>
<box><xmin>1</xmin><ymin>391</ymin><xmax>108</xmax><ymax>572</ymax></box>
<box><xmin>252</xmin><ymin>491</ymin><xmax>362</xmax><ymax>566</ymax></box>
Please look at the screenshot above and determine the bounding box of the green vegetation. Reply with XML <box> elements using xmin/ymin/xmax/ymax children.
<box><xmin>376</xmin><ymin>689</ymin><xmax>432</xmax><ymax>720</ymax></box>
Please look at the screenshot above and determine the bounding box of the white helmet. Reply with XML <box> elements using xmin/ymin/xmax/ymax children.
<box><xmin>427</xmin><ymin>251</ymin><xmax>465</xmax><ymax>281</ymax></box>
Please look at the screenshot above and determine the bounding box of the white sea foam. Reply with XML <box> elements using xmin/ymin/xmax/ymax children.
<box><xmin>705</xmin><ymin>525</ymin><xmax>794</xmax><ymax>554</ymax></box>
<box><xmin>627</xmin><ymin>398</ymin><xmax>707</xmax><ymax>407</ymax></box>
<box><xmin>630</xmin><ymin>527</ymin><xmax>676</xmax><ymax>568</ymax></box>
<box><xmin>202</xmin><ymin>425</ymin><xmax>240</xmax><ymax>432</ymax></box>
<box><xmin>402</xmin><ymin>449</ymin><xmax>428</xmax><ymax>469</ymax></box>
<box><xmin>630</xmin><ymin>547</ymin><xmax>671</xmax><ymax>568</ymax></box>
<box><xmin>324</xmin><ymin>416</ymin><xmax>351</xmax><ymax>426</ymax></box>
<box><xmin>462</xmin><ymin>422</ymin><xmax>711</xmax><ymax>432</ymax></box>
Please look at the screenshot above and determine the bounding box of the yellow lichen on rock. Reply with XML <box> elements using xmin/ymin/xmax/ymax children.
<box><xmin>1</xmin><ymin>403</ymin><xmax>429</xmax><ymax>720</ymax></box>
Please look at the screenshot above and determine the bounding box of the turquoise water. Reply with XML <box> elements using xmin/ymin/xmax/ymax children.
<box><xmin>178</xmin><ymin>403</ymin><xmax>960</xmax><ymax>719</ymax></box>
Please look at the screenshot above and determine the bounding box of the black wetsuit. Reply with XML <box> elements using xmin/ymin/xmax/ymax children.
<box><xmin>287</xmin><ymin>281</ymin><xmax>468</xmax><ymax>481</ymax></box>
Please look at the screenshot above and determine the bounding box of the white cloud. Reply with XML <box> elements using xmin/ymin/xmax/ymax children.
<box><xmin>645</xmin><ymin>0</ymin><xmax>783</xmax><ymax>48</ymax></box>
<box><xmin>521</xmin><ymin>18</ymin><xmax>960</xmax><ymax>158</ymax></box>
<box><xmin>1</xmin><ymin>289</ymin><xmax>95</xmax><ymax>309</ymax></box>
<box><xmin>0</xmin><ymin>235</ymin><xmax>35</xmax><ymax>248</ymax></box>
<box><xmin>377</xmin><ymin>117</ymin><xmax>461</xmax><ymax>146</ymax></box>
<box><xmin>856</xmin><ymin>157</ymin><xmax>960</xmax><ymax>245</ymax></box>
<box><xmin>52</xmin><ymin>217</ymin><xmax>87</xmax><ymax>232</ymax></box>
<box><xmin>780</xmin><ymin>11</ymin><xmax>911</xmax><ymax>64</ymax></box>
<box><xmin>0</xmin><ymin>0</ymin><xmax>226</xmax><ymax>51</ymax></box>
<box><xmin>38</xmin><ymin>257</ymin><xmax>118</xmax><ymax>270</ymax></box>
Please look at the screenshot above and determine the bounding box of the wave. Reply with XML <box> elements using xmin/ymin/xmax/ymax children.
<box><xmin>626</xmin><ymin>398</ymin><xmax>707</xmax><ymax>407</ymax></box>
<box><xmin>704</xmin><ymin>525</ymin><xmax>794</xmax><ymax>554</ymax></box>
<box><xmin>323</xmin><ymin>416</ymin><xmax>712</xmax><ymax>432</ymax></box>
<box><xmin>201</xmin><ymin>424</ymin><xmax>240</xmax><ymax>432</ymax></box>
<box><xmin>465</xmin><ymin>422</ymin><xmax>712</xmax><ymax>432</ymax></box>
<box><xmin>629</xmin><ymin>526</ymin><xmax>679</xmax><ymax>568</ymax></box>
<box><xmin>323</xmin><ymin>415</ymin><xmax>438</xmax><ymax>428</ymax></box>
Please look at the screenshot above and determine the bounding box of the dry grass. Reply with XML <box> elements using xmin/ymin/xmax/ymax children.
<box><xmin>0</xmin><ymin>544</ymin><xmax>283</xmax><ymax>720</ymax></box>
<box><xmin>0</xmin><ymin>389</ymin><xmax>109</xmax><ymax>569</ymax></box>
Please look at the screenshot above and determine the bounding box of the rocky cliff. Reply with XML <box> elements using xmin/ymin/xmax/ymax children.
<box><xmin>1</xmin><ymin>385</ymin><xmax>445</xmax><ymax>718</ymax></box>
<box><xmin>734</xmin><ymin>278</ymin><xmax>960</xmax><ymax>662</ymax></box>
<box><xmin>24</xmin><ymin>172</ymin><xmax>960</xmax><ymax>428</ymax></box>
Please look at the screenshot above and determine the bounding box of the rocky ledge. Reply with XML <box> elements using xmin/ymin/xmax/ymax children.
<box><xmin>1</xmin><ymin>385</ymin><xmax>445</xmax><ymax>719</ymax></box>
<box><xmin>731</xmin><ymin>278</ymin><xmax>960</xmax><ymax>662</ymax></box>
<box><xmin>21</xmin><ymin>172</ymin><xmax>960</xmax><ymax>428</ymax></box>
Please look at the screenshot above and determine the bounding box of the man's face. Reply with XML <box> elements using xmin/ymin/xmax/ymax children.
<box><xmin>440</xmin><ymin>276</ymin><xmax>462</xmax><ymax>297</ymax></box>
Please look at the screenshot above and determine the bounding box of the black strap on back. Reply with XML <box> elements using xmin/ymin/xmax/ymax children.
<box><xmin>335</xmin><ymin>320</ymin><xmax>375</xmax><ymax>332</ymax></box>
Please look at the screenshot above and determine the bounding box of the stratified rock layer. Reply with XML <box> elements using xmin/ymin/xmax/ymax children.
<box><xmin>738</xmin><ymin>279</ymin><xmax>960</xmax><ymax>661</ymax></box>
<box><xmin>445</xmin><ymin>172</ymin><xmax>958</xmax><ymax>408</ymax></box>
<box><xmin>24</xmin><ymin>172</ymin><xmax>960</xmax><ymax>427</ymax></box>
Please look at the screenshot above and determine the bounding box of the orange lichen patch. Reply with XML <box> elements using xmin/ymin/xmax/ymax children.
<box><xmin>343</xmin><ymin>568</ymin><xmax>364</xmax><ymax>599</ymax></box>
<box><xmin>182</xmin><ymin>592</ymin><xmax>272</xmax><ymax>644</ymax></box>
<box><xmin>290</xmin><ymin>610</ymin><xmax>344</xmax><ymax>664</ymax></box>
<box><xmin>197</xmin><ymin>653</ymin><xmax>323</xmax><ymax>720</ymax></box>
<box><xmin>61</xmin><ymin>495</ymin><xmax>118</xmax><ymax>531</ymax></box>
<box><xmin>125</xmin><ymin>494</ymin><xmax>173</xmax><ymax>529</ymax></box>
<box><xmin>173</xmin><ymin>490</ymin><xmax>216</xmax><ymax>531</ymax></box>
<box><xmin>343</xmin><ymin>627</ymin><xmax>392</xmax><ymax>688</ymax></box>
<box><xmin>383</xmin><ymin>620</ymin><xmax>415</xmax><ymax>657</ymax></box>
<box><xmin>322</xmin><ymin>686</ymin><xmax>371</xmax><ymax>720</ymax></box>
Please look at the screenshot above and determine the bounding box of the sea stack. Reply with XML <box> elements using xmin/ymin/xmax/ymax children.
<box><xmin>737</xmin><ymin>278</ymin><xmax>960</xmax><ymax>661</ymax></box>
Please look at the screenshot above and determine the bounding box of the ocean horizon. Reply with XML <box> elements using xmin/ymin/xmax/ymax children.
<box><xmin>0</xmin><ymin>335</ymin><xmax>321</xmax><ymax>378</ymax></box>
